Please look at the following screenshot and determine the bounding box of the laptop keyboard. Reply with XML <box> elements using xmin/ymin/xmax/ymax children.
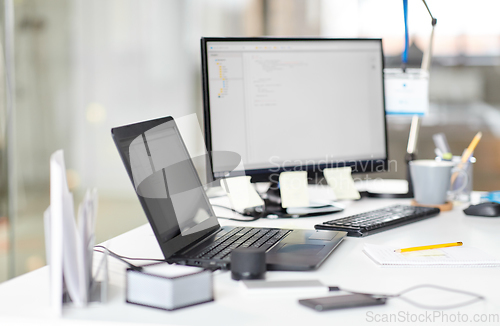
<box><xmin>195</xmin><ymin>227</ymin><xmax>291</xmax><ymax>260</ymax></box>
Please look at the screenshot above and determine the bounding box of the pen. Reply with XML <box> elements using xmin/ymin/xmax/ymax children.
<box><xmin>394</xmin><ymin>242</ymin><xmax>463</xmax><ymax>253</ymax></box>
<box><xmin>432</xmin><ymin>133</ymin><xmax>452</xmax><ymax>159</ymax></box>
<box><xmin>451</xmin><ymin>132</ymin><xmax>482</xmax><ymax>185</ymax></box>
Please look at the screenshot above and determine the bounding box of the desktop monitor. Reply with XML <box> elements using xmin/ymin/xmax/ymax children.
<box><xmin>201</xmin><ymin>37</ymin><xmax>388</xmax><ymax>202</ymax></box>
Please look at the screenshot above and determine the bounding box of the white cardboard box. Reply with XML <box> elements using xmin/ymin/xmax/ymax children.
<box><xmin>126</xmin><ymin>263</ymin><xmax>213</xmax><ymax>311</ymax></box>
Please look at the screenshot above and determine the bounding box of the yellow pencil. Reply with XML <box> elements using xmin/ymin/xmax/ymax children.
<box><xmin>451</xmin><ymin>132</ymin><xmax>482</xmax><ymax>184</ymax></box>
<box><xmin>461</xmin><ymin>132</ymin><xmax>482</xmax><ymax>164</ymax></box>
<box><xmin>395</xmin><ymin>242</ymin><xmax>463</xmax><ymax>253</ymax></box>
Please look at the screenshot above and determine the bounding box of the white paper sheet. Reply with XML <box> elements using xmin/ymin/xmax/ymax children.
<box><xmin>78</xmin><ymin>189</ymin><xmax>98</xmax><ymax>298</ymax></box>
<box><xmin>363</xmin><ymin>243</ymin><xmax>500</xmax><ymax>267</ymax></box>
<box><xmin>49</xmin><ymin>150</ymin><xmax>65</xmax><ymax>316</ymax></box>
<box><xmin>62</xmin><ymin>188</ymin><xmax>86</xmax><ymax>306</ymax></box>
<box><xmin>48</xmin><ymin>150</ymin><xmax>98</xmax><ymax>311</ymax></box>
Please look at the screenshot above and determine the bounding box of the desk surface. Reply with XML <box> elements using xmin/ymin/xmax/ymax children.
<box><xmin>1</xmin><ymin>190</ymin><xmax>500</xmax><ymax>325</ymax></box>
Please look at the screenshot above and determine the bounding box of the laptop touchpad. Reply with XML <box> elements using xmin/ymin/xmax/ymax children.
<box><xmin>277</xmin><ymin>244</ymin><xmax>325</xmax><ymax>255</ymax></box>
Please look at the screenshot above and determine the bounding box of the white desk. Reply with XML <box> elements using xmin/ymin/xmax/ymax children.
<box><xmin>1</xmin><ymin>191</ymin><xmax>500</xmax><ymax>325</ymax></box>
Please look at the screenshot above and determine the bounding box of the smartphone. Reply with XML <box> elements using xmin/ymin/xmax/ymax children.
<box><xmin>299</xmin><ymin>294</ymin><xmax>387</xmax><ymax>311</ymax></box>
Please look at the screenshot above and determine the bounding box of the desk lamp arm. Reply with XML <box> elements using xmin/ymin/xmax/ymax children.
<box><xmin>420</xmin><ymin>0</ymin><xmax>437</xmax><ymax>72</ymax></box>
<box><xmin>404</xmin><ymin>115</ymin><xmax>421</xmax><ymax>197</ymax></box>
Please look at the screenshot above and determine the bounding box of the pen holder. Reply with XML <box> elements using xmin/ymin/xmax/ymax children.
<box><xmin>436</xmin><ymin>156</ymin><xmax>475</xmax><ymax>203</ymax></box>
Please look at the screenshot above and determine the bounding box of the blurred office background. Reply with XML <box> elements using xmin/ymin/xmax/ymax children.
<box><xmin>1</xmin><ymin>0</ymin><xmax>500</xmax><ymax>282</ymax></box>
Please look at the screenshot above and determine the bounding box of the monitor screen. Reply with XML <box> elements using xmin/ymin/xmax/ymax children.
<box><xmin>201</xmin><ymin>38</ymin><xmax>388</xmax><ymax>183</ymax></box>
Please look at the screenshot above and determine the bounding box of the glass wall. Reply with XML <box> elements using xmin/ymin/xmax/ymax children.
<box><xmin>1</xmin><ymin>0</ymin><xmax>499</xmax><ymax>282</ymax></box>
<box><xmin>1</xmin><ymin>0</ymin><xmax>259</xmax><ymax>282</ymax></box>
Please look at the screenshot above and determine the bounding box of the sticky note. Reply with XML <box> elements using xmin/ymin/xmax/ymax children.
<box><xmin>323</xmin><ymin>167</ymin><xmax>360</xmax><ymax>200</ymax></box>
<box><xmin>221</xmin><ymin>176</ymin><xmax>264</xmax><ymax>211</ymax></box>
<box><xmin>279</xmin><ymin>171</ymin><xmax>309</xmax><ymax>208</ymax></box>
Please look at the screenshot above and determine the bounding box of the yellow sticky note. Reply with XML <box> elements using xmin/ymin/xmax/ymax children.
<box><xmin>221</xmin><ymin>176</ymin><xmax>264</xmax><ymax>211</ymax></box>
<box><xmin>323</xmin><ymin>167</ymin><xmax>360</xmax><ymax>200</ymax></box>
<box><xmin>279</xmin><ymin>171</ymin><xmax>309</xmax><ymax>208</ymax></box>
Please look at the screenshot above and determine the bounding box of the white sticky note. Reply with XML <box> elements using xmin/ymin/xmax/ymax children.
<box><xmin>221</xmin><ymin>176</ymin><xmax>264</xmax><ymax>211</ymax></box>
<box><xmin>279</xmin><ymin>171</ymin><xmax>309</xmax><ymax>208</ymax></box>
<box><xmin>323</xmin><ymin>167</ymin><xmax>360</xmax><ymax>200</ymax></box>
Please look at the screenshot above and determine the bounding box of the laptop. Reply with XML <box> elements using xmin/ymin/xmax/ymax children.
<box><xmin>111</xmin><ymin>116</ymin><xmax>346</xmax><ymax>271</ymax></box>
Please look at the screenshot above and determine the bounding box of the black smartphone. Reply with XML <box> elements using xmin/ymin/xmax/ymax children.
<box><xmin>299</xmin><ymin>294</ymin><xmax>387</xmax><ymax>311</ymax></box>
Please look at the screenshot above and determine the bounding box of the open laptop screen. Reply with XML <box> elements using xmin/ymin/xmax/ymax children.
<box><xmin>112</xmin><ymin>117</ymin><xmax>220</xmax><ymax>258</ymax></box>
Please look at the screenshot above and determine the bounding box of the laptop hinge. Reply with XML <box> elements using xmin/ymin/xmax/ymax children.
<box><xmin>175</xmin><ymin>226</ymin><xmax>225</xmax><ymax>256</ymax></box>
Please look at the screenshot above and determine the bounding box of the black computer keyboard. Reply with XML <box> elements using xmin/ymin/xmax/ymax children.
<box><xmin>195</xmin><ymin>227</ymin><xmax>291</xmax><ymax>260</ymax></box>
<box><xmin>314</xmin><ymin>205</ymin><xmax>440</xmax><ymax>237</ymax></box>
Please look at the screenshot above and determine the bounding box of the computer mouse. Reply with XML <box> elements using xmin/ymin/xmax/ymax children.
<box><xmin>463</xmin><ymin>202</ymin><xmax>500</xmax><ymax>217</ymax></box>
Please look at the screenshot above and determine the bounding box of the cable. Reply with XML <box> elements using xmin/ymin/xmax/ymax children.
<box><xmin>94</xmin><ymin>245</ymin><xmax>221</xmax><ymax>273</ymax></box>
<box><xmin>93</xmin><ymin>245</ymin><xmax>164</xmax><ymax>271</ymax></box>
<box><xmin>94</xmin><ymin>245</ymin><xmax>164</xmax><ymax>262</ymax></box>
<box><xmin>339</xmin><ymin>284</ymin><xmax>484</xmax><ymax>310</ymax></box>
<box><xmin>211</xmin><ymin>204</ymin><xmax>248</xmax><ymax>216</ymax></box>
<box><xmin>94</xmin><ymin>248</ymin><xmax>142</xmax><ymax>271</ymax></box>
<box><xmin>216</xmin><ymin>216</ymin><xmax>262</xmax><ymax>222</ymax></box>
<box><xmin>207</xmin><ymin>195</ymin><xmax>227</xmax><ymax>199</ymax></box>
<box><xmin>213</xmin><ymin>203</ymin><xmax>342</xmax><ymax>220</ymax></box>
<box><xmin>211</xmin><ymin>204</ymin><xmax>262</xmax><ymax>222</ymax></box>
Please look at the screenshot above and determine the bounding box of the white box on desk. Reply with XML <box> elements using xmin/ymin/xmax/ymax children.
<box><xmin>126</xmin><ymin>263</ymin><xmax>213</xmax><ymax>311</ymax></box>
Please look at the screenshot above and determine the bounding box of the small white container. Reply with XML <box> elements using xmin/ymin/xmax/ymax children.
<box><xmin>126</xmin><ymin>263</ymin><xmax>213</xmax><ymax>311</ymax></box>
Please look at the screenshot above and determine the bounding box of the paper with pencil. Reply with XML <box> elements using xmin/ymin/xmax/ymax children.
<box><xmin>363</xmin><ymin>243</ymin><xmax>500</xmax><ymax>267</ymax></box>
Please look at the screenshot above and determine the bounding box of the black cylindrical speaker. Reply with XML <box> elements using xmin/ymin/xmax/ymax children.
<box><xmin>230</xmin><ymin>247</ymin><xmax>266</xmax><ymax>281</ymax></box>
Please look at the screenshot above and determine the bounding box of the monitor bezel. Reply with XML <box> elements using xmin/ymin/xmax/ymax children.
<box><xmin>201</xmin><ymin>37</ymin><xmax>389</xmax><ymax>183</ymax></box>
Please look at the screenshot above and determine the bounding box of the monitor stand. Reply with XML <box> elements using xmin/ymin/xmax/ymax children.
<box><xmin>244</xmin><ymin>181</ymin><xmax>344</xmax><ymax>218</ymax></box>
<box><xmin>367</xmin><ymin>153</ymin><xmax>415</xmax><ymax>199</ymax></box>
